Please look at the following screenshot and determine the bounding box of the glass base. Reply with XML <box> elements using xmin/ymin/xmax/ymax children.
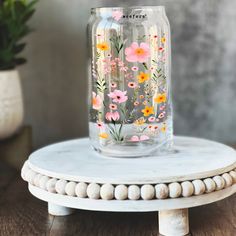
<box><xmin>91</xmin><ymin>138</ymin><xmax>173</xmax><ymax>158</ymax></box>
<box><xmin>89</xmin><ymin>119</ymin><xmax>173</xmax><ymax>158</ymax></box>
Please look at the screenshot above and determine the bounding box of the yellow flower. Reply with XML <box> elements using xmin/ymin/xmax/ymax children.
<box><xmin>137</xmin><ymin>72</ymin><xmax>149</xmax><ymax>83</ymax></box>
<box><xmin>134</xmin><ymin>117</ymin><xmax>146</xmax><ymax>126</ymax></box>
<box><xmin>141</xmin><ymin>106</ymin><xmax>154</xmax><ymax>117</ymax></box>
<box><xmin>161</xmin><ymin>124</ymin><xmax>167</xmax><ymax>132</ymax></box>
<box><xmin>99</xmin><ymin>132</ymin><xmax>108</xmax><ymax>139</ymax></box>
<box><xmin>154</xmin><ymin>93</ymin><xmax>167</xmax><ymax>103</ymax></box>
<box><xmin>161</xmin><ymin>37</ymin><xmax>166</xmax><ymax>43</ymax></box>
<box><xmin>97</xmin><ymin>42</ymin><xmax>109</xmax><ymax>51</ymax></box>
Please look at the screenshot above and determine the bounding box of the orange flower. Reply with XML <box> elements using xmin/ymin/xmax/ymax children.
<box><xmin>134</xmin><ymin>117</ymin><xmax>146</xmax><ymax>126</ymax></box>
<box><xmin>137</xmin><ymin>72</ymin><xmax>149</xmax><ymax>83</ymax></box>
<box><xmin>154</xmin><ymin>93</ymin><xmax>167</xmax><ymax>104</ymax></box>
<box><xmin>99</xmin><ymin>132</ymin><xmax>108</xmax><ymax>139</ymax></box>
<box><xmin>141</xmin><ymin>106</ymin><xmax>154</xmax><ymax>117</ymax></box>
<box><xmin>161</xmin><ymin>37</ymin><xmax>166</xmax><ymax>43</ymax></box>
<box><xmin>97</xmin><ymin>42</ymin><xmax>109</xmax><ymax>51</ymax></box>
<box><xmin>161</xmin><ymin>124</ymin><xmax>167</xmax><ymax>133</ymax></box>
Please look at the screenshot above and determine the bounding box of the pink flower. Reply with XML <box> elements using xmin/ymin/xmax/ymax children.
<box><xmin>104</xmin><ymin>67</ymin><xmax>111</xmax><ymax>74</ymax></box>
<box><xmin>158</xmin><ymin>112</ymin><xmax>165</xmax><ymax>119</ymax></box>
<box><xmin>140</xmin><ymin>135</ymin><xmax>150</xmax><ymax>141</ymax></box>
<box><xmin>107</xmin><ymin>53</ymin><xmax>112</xmax><ymax>58</ymax></box>
<box><xmin>118</xmin><ymin>61</ymin><xmax>125</xmax><ymax>67</ymax></box>
<box><xmin>131</xmin><ymin>66</ymin><xmax>138</xmax><ymax>71</ymax></box>
<box><xmin>108</xmin><ymin>90</ymin><xmax>128</xmax><ymax>103</ymax></box>
<box><xmin>128</xmin><ymin>82</ymin><xmax>137</xmax><ymax>88</ymax></box>
<box><xmin>96</xmin><ymin>34</ymin><xmax>103</xmax><ymax>38</ymax></box>
<box><xmin>134</xmin><ymin>101</ymin><xmax>139</xmax><ymax>106</ymax></box>
<box><xmin>160</xmin><ymin>105</ymin><xmax>166</xmax><ymax>111</ymax></box>
<box><xmin>110</xmin><ymin>60</ymin><xmax>116</xmax><ymax>66</ymax></box>
<box><xmin>112</xmin><ymin>10</ymin><xmax>123</xmax><ymax>21</ymax></box>
<box><xmin>111</xmin><ymin>82</ymin><xmax>117</xmax><ymax>88</ymax></box>
<box><xmin>96</xmin><ymin>121</ymin><xmax>105</xmax><ymax>129</ymax></box>
<box><xmin>148</xmin><ymin>125</ymin><xmax>159</xmax><ymax>131</ymax></box>
<box><xmin>109</xmin><ymin>104</ymin><xmax>117</xmax><ymax>110</ymax></box>
<box><xmin>148</xmin><ymin>116</ymin><xmax>155</xmax><ymax>122</ymax></box>
<box><xmin>125</xmin><ymin>42</ymin><xmax>150</xmax><ymax>63</ymax></box>
<box><xmin>130</xmin><ymin>135</ymin><xmax>149</xmax><ymax>142</ymax></box>
<box><xmin>120</xmin><ymin>66</ymin><xmax>128</xmax><ymax>72</ymax></box>
<box><xmin>92</xmin><ymin>92</ymin><xmax>102</xmax><ymax>110</ymax></box>
<box><xmin>130</xmin><ymin>136</ymin><xmax>139</xmax><ymax>142</ymax></box>
<box><xmin>105</xmin><ymin>111</ymin><xmax>120</xmax><ymax>121</ymax></box>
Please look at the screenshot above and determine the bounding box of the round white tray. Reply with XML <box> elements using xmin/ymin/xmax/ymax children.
<box><xmin>21</xmin><ymin>136</ymin><xmax>236</xmax><ymax>236</ymax></box>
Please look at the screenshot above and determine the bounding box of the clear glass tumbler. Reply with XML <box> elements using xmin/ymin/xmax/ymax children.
<box><xmin>88</xmin><ymin>6</ymin><xmax>173</xmax><ymax>157</ymax></box>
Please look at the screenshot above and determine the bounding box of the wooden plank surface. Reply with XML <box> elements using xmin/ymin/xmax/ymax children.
<box><xmin>0</xmin><ymin>163</ymin><xmax>235</xmax><ymax>236</ymax></box>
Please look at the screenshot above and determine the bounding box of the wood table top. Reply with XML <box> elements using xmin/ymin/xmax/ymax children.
<box><xmin>0</xmin><ymin>161</ymin><xmax>235</xmax><ymax>236</ymax></box>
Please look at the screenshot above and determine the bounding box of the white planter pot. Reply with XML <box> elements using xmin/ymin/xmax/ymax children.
<box><xmin>0</xmin><ymin>70</ymin><xmax>24</xmax><ymax>139</ymax></box>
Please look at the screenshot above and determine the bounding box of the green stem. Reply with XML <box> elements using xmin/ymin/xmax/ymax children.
<box><xmin>142</xmin><ymin>62</ymin><xmax>148</xmax><ymax>70</ymax></box>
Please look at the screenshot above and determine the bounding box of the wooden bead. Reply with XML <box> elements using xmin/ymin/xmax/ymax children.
<box><xmin>33</xmin><ymin>174</ymin><xmax>43</xmax><ymax>187</ymax></box>
<box><xmin>75</xmin><ymin>182</ymin><xmax>88</xmax><ymax>198</ymax></box>
<box><xmin>21</xmin><ymin>162</ymin><xmax>29</xmax><ymax>181</ymax></box>
<box><xmin>87</xmin><ymin>183</ymin><xmax>100</xmax><ymax>199</ymax></box>
<box><xmin>213</xmin><ymin>176</ymin><xmax>225</xmax><ymax>190</ymax></box>
<box><xmin>128</xmin><ymin>185</ymin><xmax>140</xmax><ymax>200</ymax></box>
<box><xmin>229</xmin><ymin>170</ymin><xmax>236</xmax><ymax>183</ymax></box>
<box><xmin>27</xmin><ymin>170</ymin><xmax>37</xmax><ymax>185</ymax></box>
<box><xmin>203</xmin><ymin>178</ymin><xmax>216</xmax><ymax>193</ymax></box>
<box><xmin>141</xmin><ymin>185</ymin><xmax>155</xmax><ymax>200</ymax></box>
<box><xmin>39</xmin><ymin>176</ymin><xmax>50</xmax><ymax>190</ymax></box>
<box><xmin>222</xmin><ymin>173</ymin><xmax>233</xmax><ymax>187</ymax></box>
<box><xmin>181</xmin><ymin>181</ymin><xmax>194</xmax><ymax>197</ymax></box>
<box><xmin>55</xmin><ymin>179</ymin><xmax>67</xmax><ymax>194</ymax></box>
<box><xmin>65</xmin><ymin>182</ymin><xmax>77</xmax><ymax>196</ymax></box>
<box><xmin>155</xmin><ymin>184</ymin><xmax>169</xmax><ymax>199</ymax></box>
<box><xmin>168</xmin><ymin>182</ymin><xmax>182</xmax><ymax>198</ymax></box>
<box><xmin>192</xmin><ymin>180</ymin><xmax>206</xmax><ymax>195</ymax></box>
<box><xmin>46</xmin><ymin>178</ymin><xmax>57</xmax><ymax>193</ymax></box>
<box><xmin>100</xmin><ymin>184</ymin><xmax>114</xmax><ymax>200</ymax></box>
<box><xmin>114</xmin><ymin>185</ymin><xmax>128</xmax><ymax>200</ymax></box>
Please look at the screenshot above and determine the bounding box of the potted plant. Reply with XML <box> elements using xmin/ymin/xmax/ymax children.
<box><xmin>0</xmin><ymin>0</ymin><xmax>37</xmax><ymax>139</ymax></box>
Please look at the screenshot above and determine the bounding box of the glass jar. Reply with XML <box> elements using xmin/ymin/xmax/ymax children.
<box><xmin>88</xmin><ymin>6</ymin><xmax>173</xmax><ymax>157</ymax></box>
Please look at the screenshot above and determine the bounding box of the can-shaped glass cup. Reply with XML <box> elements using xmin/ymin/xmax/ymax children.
<box><xmin>88</xmin><ymin>6</ymin><xmax>173</xmax><ymax>157</ymax></box>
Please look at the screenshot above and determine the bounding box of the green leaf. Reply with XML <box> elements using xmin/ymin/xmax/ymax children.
<box><xmin>14</xmin><ymin>57</ymin><xmax>27</xmax><ymax>65</ymax></box>
<box><xmin>13</xmin><ymin>43</ymin><xmax>26</xmax><ymax>54</ymax></box>
<box><xmin>0</xmin><ymin>0</ymin><xmax>38</xmax><ymax>69</ymax></box>
<box><xmin>21</xmin><ymin>9</ymin><xmax>36</xmax><ymax>23</ymax></box>
<box><xmin>96</xmin><ymin>78</ymin><xmax>106</xmax><ymax>92</ymax></box>
<box><xmin>142</xmin><ymin>62</ymin><xmax>148</xmax><ymax>70</ymax></box>
<box><xmin>118</xmin><ymin>124</ymin><xmax>122</xmax><ymax>137</ymax></box>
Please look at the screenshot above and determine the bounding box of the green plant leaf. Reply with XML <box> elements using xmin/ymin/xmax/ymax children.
<box><xmin>0</xmin><ymin>0</ymin><xmax>38</xmax><ymax>69</ymax></box>
<box><xmin>14</xmin><ymin>57</ymin><xmax>27</xmax><ymax>65</ymax></box>
<box><xmin>13</xmin><ymin>43</ymin><xmax>26</xmax><ymax>54</ymax></box>
<box><xmin>96</xmin><ymin>78</ymin><xmax>106</xmax><ymax>92</ymax></box>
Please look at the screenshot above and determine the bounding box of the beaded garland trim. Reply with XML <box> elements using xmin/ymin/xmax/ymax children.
<box><xmin>21</xmin><ymin>161</ymin><xmax>236</xmax><ymax>201</ymax></box>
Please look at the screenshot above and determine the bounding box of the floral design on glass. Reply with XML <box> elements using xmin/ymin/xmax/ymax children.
<box><xmin>91</xmin><ymin>16</ymin><xmax>168</xmax><ymax>145</ymax></box>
